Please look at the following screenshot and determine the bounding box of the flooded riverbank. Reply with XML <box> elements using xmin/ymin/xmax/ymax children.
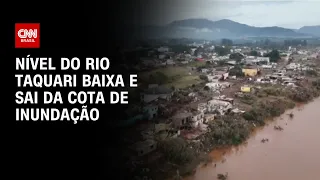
<box><xmin>185</xmin><ymin>97</ymin><xmax>320</xmax><ymax>180</ymax></box>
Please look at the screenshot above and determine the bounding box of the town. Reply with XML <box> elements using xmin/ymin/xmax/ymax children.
<box><xmin>111</xmin><ymin>39</ymin><xmax>320</xmax><ymax>180</ymax></box>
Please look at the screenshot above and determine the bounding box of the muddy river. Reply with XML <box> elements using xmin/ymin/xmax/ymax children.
<box><xmin>185</xmin><ymin>97</ymin><xmax>320</xmax><ymax>180</ymax></box>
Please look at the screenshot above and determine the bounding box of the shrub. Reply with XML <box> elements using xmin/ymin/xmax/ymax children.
<box><xmin>159</xmin><ymin>138</ymin><xmax>195</xmax><ymax>165</ymax></box>
<box><xmin>206</xmin><ymin>116</ymin><xmax>251</xmax><ymax>146</ymax></box>
<box><xmin>312</xmin><ymin>79</ymin><xmax>320</xmax><ymax>90</ymax></box>
<box><xmin>199</xmin><ymin>74</ymin><xmax>208</xmax><ymax>81</ymax></box>
<box><xmin>287</xmin><ymin>87</ymin><xmax>315</xmax><ymax>102</ymax></box>
<box><xmin>306</xmin><ymin>70</ymin><xmax>318</xmax><ymax>77</ymax></box>
<box><xmin>240</xmin><ymin>94</ymin><xmax>257</xmax><ymax>105</ymax></box>
<box><xmin>229</xmin><ymin>66</ymin><xmax>245</xmax><ymax>77</ymax></box>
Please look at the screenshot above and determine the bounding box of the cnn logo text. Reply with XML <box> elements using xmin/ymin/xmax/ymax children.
<box><xmin>15</xmin><ymin>23</ymin><xmax>40</xmax><ymax>48</ymax></box>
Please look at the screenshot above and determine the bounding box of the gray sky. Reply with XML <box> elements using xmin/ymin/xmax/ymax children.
<box><xmin>142</xmin><ymin>0</ymin><xmax>320</xmax><ymax>29</ymax></box>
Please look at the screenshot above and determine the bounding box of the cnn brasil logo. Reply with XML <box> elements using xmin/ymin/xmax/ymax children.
<box><xmin>15</xmin><ymin>23</ymin><xmax>40</xmax><ymax>48</ymax></box>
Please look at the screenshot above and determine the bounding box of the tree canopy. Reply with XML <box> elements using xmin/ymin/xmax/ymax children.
<box><xmin>221</xmin><ymin>39</ymin><xmax>233</xmax><ymax>46</ymax></box>
<box><xmin>284</xmin><ymin>39</ymin><xmax>307</xmax><ymax>47</ymax></box>
<box><xmin>264</xmin><ymin>49</ymin><xmax>280</xmax><ymax>62</ymax></box>
<box><xmin>229</xmin><ymin>53</ymin><xmax>244</xmax><ymax>62</ymax></box>
<box><xmin>249</xmin><ymin>50</ymin><xmax>260</xmax><ymax>56</ymax></box>
<box><xmin>215</xmin><ymin>46</ymin><xmax>230</xmax><ymax>56</ymax></box>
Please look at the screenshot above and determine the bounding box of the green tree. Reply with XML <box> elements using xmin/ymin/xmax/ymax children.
<box><xmin>215</xmin><ymin>46</ymin><xmax>230</xmax><ymax>56</ymax></box>
<box><xmin>228</xmin><ymin>65</ymin><xmax>245</xmax><ymax>77</ymax></box>
<box><xmin>249</xmin><ymin>50</ymin><xmax>259</xmax><ymax>56</ymax></box>
<box><xmin>229</xmin><ymin>53</ymin><xmax>244</xmax><ymax>62</ymax></box>
<box><xmin>264</xmin><ymin>49</ymin><xmax>280</xmax><ymax>62</ymax></box>
<box><xmin>221</xmin><ymin>39</ymin><xmax>233</xmax><ymax>46</ymax></box>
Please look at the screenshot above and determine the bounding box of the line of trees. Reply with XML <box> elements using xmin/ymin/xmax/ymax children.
<box><xmin>221</xmin><ymin>39</ymin><xmax>233</xmax><ymax>46</ymax></box>
<box><xmin>264</xmin><ymin>49</ymin><xmax>281</xmax><ymax>62</ymax></box>
<box><xmin>284</xmin><ymin>39</ymin><xmax>307</xmax><ymax>47</ymax></box>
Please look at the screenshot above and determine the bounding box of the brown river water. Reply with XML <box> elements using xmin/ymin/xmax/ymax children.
<box><xmin>185</xmin><ymin>97</ymin><xmax>320</xmax><ymax>180</ymax></box>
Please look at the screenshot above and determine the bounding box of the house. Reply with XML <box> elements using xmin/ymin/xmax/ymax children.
<box><xmin>240</xmin><ymin>86</ymin><xmax>251</xmax><ymax>93</ymax></box>
<box><xmin>261</xmin><ymin>65</ymin><xmax>273</xmax><ymax>69</ymax></box>
<box><xmin>256</xmin><ymin>57</ymin><xmax>270</xmax><ymax>64</ymax></box>
<box><xmin>190</xmin><ymin>111</ymin><xmax>204</xmax><ymax>128</ymax></box>
<box><xmin>197</xmin><ymin>103</ymin><xmax>207</xmax><ymax>113</ymax></box>
<box><xmin>212</xmin><ymin>96</ymin><xmax>234</xmax><ymax>105</ymax></box>
<box><xmin>164</xmin><ymin>59</ymin><xmax>175</xmax><ymax>65</ymax></box>
<box><xmin>201</xmin><ymin>68</ymin><xmax>210</xmax><ymax>73</ymax></box>
<box><xmin>242</xmin><ymin>68</ymin><xmax>258</xmax><ymax>77</ymax></box>
<box><xmin>157</xmin><ymin>46</ymin><xmax>169</xmax><ymax>53</ymax></box>
<box><xmin>286</xmin><ymin>63</ymin><xmax>300</xmax><ymax>70</ymax></box>
<box><xmin>190</xmin><ymin>48</ymin><xmax>197</xmax><ymax>55</ymax></box>
<box><xmin>207</xmin><ymin>75</ymin><xmax>220</xmax><ymax>82</ymax></box>
<box><xmin>130</xmin><ymin>140</ymin><xmax>157</xmax><ymax>156</ymax></box>
<box><xmin>204</xmin><ymin>114</ymin><xmax>215</xmax><ymax>123</ymax></box>
<box><xmin>141</xmin><ymin>86</ymin><xmax>174</xmax><ymax>103</ymax></box>
<box><xmin>226</xmin><ymin>60</ymin><xmax>237</xmax><ymax>66</ymax></box>
<box><xmin>143</xmin><ymin>105</ymin><xmax>158</xmax><ymax>120</ymax></box>
<box><xmin>171</xmin><ymin>112</ymin><xmax>192</xmax><ymax>128</ymax></box>
<box><xmin>158</xmin><ymin>54</ymin><xmax>167</xmax><ymax>59</ymax></box>
<box><xmin>206</xmin><ymin>99</ymin><xmax>233</xmax><ymax>115</ymax></box>
<box><xmin>180</xmin><ymin>60</ymin><xmax>189</xmax><ymax>65</ymax></box>
<box><xmin>205</xmin><ymin>82</ymin><xmax>231</xmax><ymax>91</ymax></box>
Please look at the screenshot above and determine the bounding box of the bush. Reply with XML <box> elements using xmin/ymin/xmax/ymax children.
<box><xmin>204</xmin><ymin>86</ymin><xmax>210</xmax><ymax>91</ymax></box>
<box><xmin>263</xmin><ymin>87</ymin><xmax>285</xmax><ymax>96</ymax></box>
<box><xmin>206</xmin><ymin>116</ymin><xmax>251</xmax><ymax>146</ymax></box>
<box><xmin>240</xmin><ymin>94</ymin><xmax>257</xmax><ymax>105</ymax></box>
<box><xmin>312</xmin><ymin>79</ymin><xmax>320</xmax><ymax>90</ymax></box>
<box><xmin>229</xmin><ymin>66</ymin><xmax>245</xmax><ymax>77</ymax></box>
<box><xmin>287</xmin><ymin>87</ymin><xmax>316</xmax><ymax>102</ymax></box>
<box><xmin>242</xmin><ymin>108</ymin><xmax>265</xmax><ymax>126</ymax></box>
<box><xmin>242</xmin><ymin>99</ymin><xmax>295</xmax><ymax>125</ymax></box>
<box><xmin>306</xmin><ymin>70</ymin><xmax>318</xmax><ymax>77</ymax></box>
<box><xmin>159</xmin><ymin>138</ymin><xmax>195</xmax><ymax>165</ymax></box>
<box><xmin>199</xmin><ymin>74</ymin><xmax>208</xmax><ymax>81</ymax></box>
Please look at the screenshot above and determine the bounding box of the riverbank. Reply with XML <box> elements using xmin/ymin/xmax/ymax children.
<box><xmin>186</xmin><ymin>96</ymin><xmax>320</xmax><ymax>180</ymax></box>
<box><xmin>156</xmin><ymin>78</ymin><xmax>320</xmax><ymax>180</ymax></box>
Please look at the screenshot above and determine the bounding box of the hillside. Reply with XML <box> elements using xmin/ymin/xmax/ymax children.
<box><xmin>143</xmin><ymin>18</ymin><xmax>310</xmax><ymax>40</ymax></box>
<box><xmin>297</xmin><ymin>25</ymin><xmax>320</xmax><ymax>37</ymax></box>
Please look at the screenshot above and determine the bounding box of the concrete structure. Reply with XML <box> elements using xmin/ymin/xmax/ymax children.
<box><xmin>242</xmin><ymin>68</ymin><xmax>258</xmax><ymax>77</ymax></box>
<box><xmin>171</xmin><ymin>112</ymin><xmax>192</xmax><ymax>128</ymax></box>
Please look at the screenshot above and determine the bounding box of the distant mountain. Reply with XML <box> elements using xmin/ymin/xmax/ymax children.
<box><xmin>297</xmin><ymin>25</ymin><xmax>320</xmax><ymax>37</ymax></box>
<box><xmin>142</xmin><ymin>18</ymin><xmax>311</xmax><ymax>40</ymax></box>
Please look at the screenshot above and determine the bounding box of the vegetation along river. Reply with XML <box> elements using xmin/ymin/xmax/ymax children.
<box><xmin>185</xmin><ymin>97</ymin><xmax>320</xmax><ymax>180</ymax></box>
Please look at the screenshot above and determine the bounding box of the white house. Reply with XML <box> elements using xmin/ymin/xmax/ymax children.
<box><xmin>157</xmin><ymin>46</ymin><xmax>169</xmax><ymax>53</ymax></box>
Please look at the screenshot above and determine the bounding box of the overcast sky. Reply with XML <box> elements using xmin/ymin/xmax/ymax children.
<box><xmin>141</xmin><ymin>0</ymin><xmax>320</xmax><ymax>29</ymax></box>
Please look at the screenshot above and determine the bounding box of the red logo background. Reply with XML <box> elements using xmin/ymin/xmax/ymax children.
<box><xmin>15</xmin><ymin>23</ymin><xmax>40</xmax><ymax>48</ymax></box>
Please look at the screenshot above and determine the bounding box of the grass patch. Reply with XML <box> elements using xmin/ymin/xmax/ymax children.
<box><xmin>139</xmin><ymin>66</ymin><xmax>203</xmax><ymax>89</ymax></box>
<box><xmin>188</xmin><ymin>61</ymin><xmax>206</xmax><ymax>68</ymax></box>
<box><xmin>166</xmin><ymin>75</ymin><xmax>202</xmax><ymax>89</ymax></box>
